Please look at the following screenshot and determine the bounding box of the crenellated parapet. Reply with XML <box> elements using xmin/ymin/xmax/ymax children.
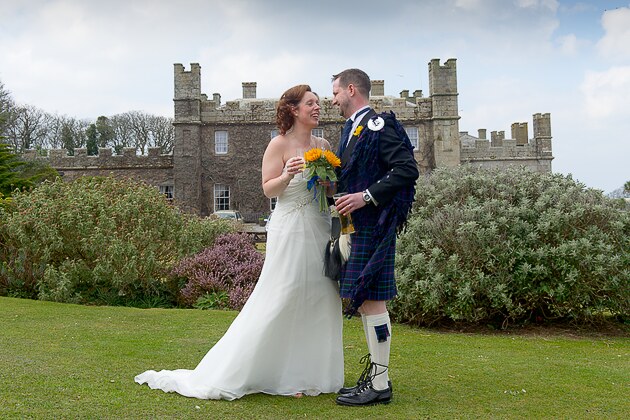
<box><xmin>174</xmin><ymin>63</ymin><xmax>201</xmax><ymax>100</ymax></box>
<box><xmin>23</xmin><ymin>147</ymin><xmax>173</xmax><ymax>170</ymax></box>
<box><xmin>460</xmin><ymin>114</ymin><xmax>553</xmax><ymax>172</ymax></box>
<box><xmin>429</xmin><ymin>58</ymin><xmax>458</xmax><ymax>118</ymax></box>
<box><xmin>533</xmin><ymin>113</ymin><xmax>552</xmax><ymax>154</ymax></box>
<box><xmin>24</xmin><ymin>147</ymin><xmax>174</xmax><ymax>188</ymax></box>
<box><xmin>174</xmin><ymin>66</ymin><xmax>430</xmax><ymax>126</ymax></box>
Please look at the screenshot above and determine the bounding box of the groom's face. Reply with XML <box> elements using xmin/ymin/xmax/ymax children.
<box><xmin>331</xmin><ymin>78</ymin><xmax>351</xmax><ymax>119</ymax></box>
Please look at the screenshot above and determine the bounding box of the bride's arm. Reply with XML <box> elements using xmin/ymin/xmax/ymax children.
<box><xmin>262</xmin><ymin>136</ymin><xmax>300</xmax><ymax>198</ymax></box>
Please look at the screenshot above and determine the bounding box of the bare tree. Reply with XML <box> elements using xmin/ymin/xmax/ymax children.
<box><xmin>109</xmin><ymin>113</ymin><xmax>134</xmax><ymax>154</ymax></box>
<box><xmin>127</xmin><ymin>110</ymin><xmax>152</xmax><ymax>154</ymax></box>
<box><xmin>1</xmin><ymin>79</ymin><xmax>173</xmax><ymax>156</ymax></box>
<box><xmin>44</xmin><ymin>115</ymin><xmax>89</xmax><ymax>153</ymax></box>
<box><xmin>148</xmin><ymin>114</ymin><xmax>174</xmax><ymax>153</ymax></box>
<box><xmin>109</xmin><ymin>111</ymin><xmax>173</xmax><ymax>155</ymax></box>
<box><xmin>43</xmin><ymin>114</ymin><xmax>68</xmax><ymax>149</ymax></box>
<box><xmin>3</xmin><ymin>105</ymin><xmax>49</xmax><ymax>152</ymax></box>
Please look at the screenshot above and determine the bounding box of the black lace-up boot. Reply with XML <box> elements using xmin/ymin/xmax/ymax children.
<box><xmin>337</xmin><ymin>353</ymin><xmax>371</xmax><ymax>395</ymax></box>
<box><xmin>336</xmin><ymin>362</ymin><xmax>392</xmax><ymax>406</ymax></box>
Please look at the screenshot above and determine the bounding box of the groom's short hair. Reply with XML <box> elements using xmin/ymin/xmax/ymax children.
<box><xmin>332</xmin><ymin>69</ymin><xmax>371</xmax><ymax>99</ymax></box>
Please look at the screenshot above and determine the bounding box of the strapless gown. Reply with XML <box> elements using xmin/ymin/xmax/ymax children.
<box><xmin>134</xmin><ymin>175</ymin><xmax>344</xmax><ymax>400</ymax></box>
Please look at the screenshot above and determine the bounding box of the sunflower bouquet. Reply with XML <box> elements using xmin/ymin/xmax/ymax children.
<box><xmin>303</xmin><ymin>148</ymin><xmax>341</xmax><ymax>213</ymax></box>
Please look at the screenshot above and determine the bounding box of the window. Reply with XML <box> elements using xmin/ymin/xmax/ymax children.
<box><xmin>159</xmin><ymin>185</ymin><xmax>173</xmax><ymax>200</ymax></box>
<box><xmin>405</xmin><ymin>127</ymin><xmax>419</xmax><ymax>150</ymax></box>
<box><xmin>214</xmin><ymin>184</ymin><xmax>230</xmax><ymax>211</ymax></box>
<box><xmin>215</xmin><ymin>131</ymin><xmax>228</xmax><ymax>154</ymax></box>
<box><xmin>270</xmin><ymin>197</ymin><xmax>277</xmax><ymax>211</ymax></box>
<box><xmin>311</xmin><ymin>128</ymin><xmax>324</xmax><ymax>138</ymax></box>
<box><xmin>270</xmin><ymin>129</ymin><xmax>279</xmax><ymax>139</ymax></box>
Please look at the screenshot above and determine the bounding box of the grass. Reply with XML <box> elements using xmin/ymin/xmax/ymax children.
<box><xmin>1</xmin><ymin>297</ymin><xmax>628</xmax><ymax>419</ymax></box>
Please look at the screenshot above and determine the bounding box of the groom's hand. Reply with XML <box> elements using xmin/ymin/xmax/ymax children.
<box><xmin>334</xmin><ymin>192</ymin><xmax>366</xmax><ymax>216</ymax></box>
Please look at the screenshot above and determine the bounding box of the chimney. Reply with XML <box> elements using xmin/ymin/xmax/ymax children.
<box><xmin>478</xmin><ymin>129</ymin><xmax>487</xmax><ymax>140</ymax></box>
<box><xmin>242</xmin><ymin>82</ymin><xmax>257</xmax><ymax>99</ymax></box>
<box><xmin>371</xmin><ymin>80</ymin><xmax>384</xmax><ymax>96</ymax></box>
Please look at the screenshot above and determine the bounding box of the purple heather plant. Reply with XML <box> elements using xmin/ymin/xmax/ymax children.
<box><xmin>174</xmin><ymin>233</ymin><xmax>264</xmax><ymax>310</ymax></box>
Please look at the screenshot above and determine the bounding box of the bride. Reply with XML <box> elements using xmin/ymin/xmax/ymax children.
<box><xmin>135</xmin><ymin>84</ymin><xmax>344</xmax><ymax>400</ymax></box>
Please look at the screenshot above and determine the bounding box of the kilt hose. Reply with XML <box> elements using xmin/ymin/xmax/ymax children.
<box><xmin>339</xmin><ymin>225</ymin><xmax>397</xmax><ymax>302</ymax></box>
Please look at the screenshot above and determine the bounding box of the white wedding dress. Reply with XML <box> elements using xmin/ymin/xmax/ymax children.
<box><xmin>135</xmin><ymin>175</ymin><xmax>344</xmax><ymax>400</ymax></box>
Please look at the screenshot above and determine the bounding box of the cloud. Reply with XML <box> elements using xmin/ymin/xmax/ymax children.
<box><xmin>515</xmin><ymin>0</ymin><xmax>559</xmax><ymax>12</ymax></box>
<box><xmin>559</xmin><ymin>2</ymin><xmax>596</xmax><ymax>14</ymax></box>
<box><xmin>597</xmin><ymin>6</ymin><xmax>630</xmax><ymax>60</ymax></box>
<box><xmin>454</xmin><ymin>0</ymin><xmax>483</xmax><ymax>10</ymax></box>
<box><xmin>580</xmin><ymin>66</ymin><xmax>630</xmax><ymax>119</ymax></box>
<box><xmin>196</xmin><ymin>51</ymin><xmax>316</xmax><ymax>100</ymax></box>
<box><xmin>558</xmin><ymin>34</ymin><xmax>579</xmax><ymax>55</ymax></box>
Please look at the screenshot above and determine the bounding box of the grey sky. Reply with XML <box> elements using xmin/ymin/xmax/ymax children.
<box><xmin>1</xmin><ymin>0</ymin><xmax>629</xmax><ymax>192</ymax></box>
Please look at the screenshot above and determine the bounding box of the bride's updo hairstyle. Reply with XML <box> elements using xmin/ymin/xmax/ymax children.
<box><xmin>276</xmin><ymin>84</ymin><xmax>312</xmax><ymax>135</ymax></box>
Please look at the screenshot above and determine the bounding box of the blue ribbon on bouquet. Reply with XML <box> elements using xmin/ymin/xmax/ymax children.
<box><xmin>306</xmin><ymin>175</ymin><xmax>319</xmax><ymax>194</ymax></box>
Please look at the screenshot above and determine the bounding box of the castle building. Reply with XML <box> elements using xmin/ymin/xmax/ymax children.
<box><xmin>24</xmin><ymin>59</ymin><xmax>553</xmax><ymax>222</ymax></box>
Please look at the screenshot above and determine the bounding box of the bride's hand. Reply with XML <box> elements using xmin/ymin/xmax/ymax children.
<box><xmin>284</xmin><ymin>156</ymin><xmax>304</xmax><ymax>176</ymax></box>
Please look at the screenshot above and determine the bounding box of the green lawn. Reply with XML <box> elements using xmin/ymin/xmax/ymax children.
<box><xmin>1</xmin><ymin>297</ymin><xmax>628</xmax><ymax>419</ymax></box>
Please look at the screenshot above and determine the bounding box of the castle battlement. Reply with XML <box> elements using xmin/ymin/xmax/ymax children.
<box><xmin>23</xmin><ymin>147</ymin><xmax>173</xmax><ymax>170</ymax></box>
<box><xmin>460</xmin><ymin>114</ymin><xmax>553</xmax><ymax>172</ymax></box>
<box><xmin>173</xmin><ymin>66</ymin><xmax>431</xmax><ymax>125</ymax></box>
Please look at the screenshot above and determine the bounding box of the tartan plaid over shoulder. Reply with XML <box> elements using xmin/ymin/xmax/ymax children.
<box><xmin>339</xmin><ymin>111</ymin><xmax>416</xmax><ymax>315</ymax></box>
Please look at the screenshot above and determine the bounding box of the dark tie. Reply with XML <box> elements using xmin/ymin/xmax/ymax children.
<box><xmin>338</xmin><ymin>118</ymin><xmax>353</xmax><ymax>156</ymax></box>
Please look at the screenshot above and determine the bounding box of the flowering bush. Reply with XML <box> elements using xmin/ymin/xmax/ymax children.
<box><xmin>174</xmin><ymin>233</ymin><xmax>264</xmax><ymax>310</ymax></box>
<box><xmin>304</xmin><ymin>148</ymin><xmax>340</xmax><ymax>212</ymax></box>
<box><xmin>0</xmin><ymin>176</ymin><xmax>233</xmax><ymax>305</ymax></box>
<box><xmin>392</xmin><ymin>166</ymin><xmax>630</xmax><ymax>327</ymax></box>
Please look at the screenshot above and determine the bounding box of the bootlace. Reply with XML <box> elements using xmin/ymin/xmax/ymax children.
<box><xmin>354</xmin><ymin>353</ymin><xmax>373</xmax><ymax>386</ymax></box>
<box><xmin>356</xmin><ymin>362</ymin><xmax>389</xmax><ymax>394</ymax></box>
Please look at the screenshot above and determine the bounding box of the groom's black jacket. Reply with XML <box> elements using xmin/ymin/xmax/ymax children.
<box><xmin>337</xmin><ymin>109</ymin><xmax>419</xmax><ymax>206</ymax></box>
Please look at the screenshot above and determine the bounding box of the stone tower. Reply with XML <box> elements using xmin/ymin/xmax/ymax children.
<box><xmin>173</xmin><ymin>63</ymin><xmax>203</xmax><ymax>214</ymax></box>
<box><xmin>533</xmin><ymin>113</ymin><xmax>552</xmax><ymax>154</ymax></box>
<box><xmin>428</xmin><ymin>58</ymin><xmax>461</xmax><ymax>167</ymax></box>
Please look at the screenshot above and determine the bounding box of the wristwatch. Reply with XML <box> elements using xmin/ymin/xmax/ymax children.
<box><xmin>362</xmin><ymin>190</ymin><xmax>372</xmax><ymax>204</ymax></box>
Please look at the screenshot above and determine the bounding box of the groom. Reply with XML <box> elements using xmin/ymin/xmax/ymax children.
<box><xmin>331</xmin><ymin>68</ymin><xmax>419</xmax><ymax>406</ymax></box>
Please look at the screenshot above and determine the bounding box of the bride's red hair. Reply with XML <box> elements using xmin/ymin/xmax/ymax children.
<box><xmin>276</xmin><ymin>85</ymin><xmax>312</xmax><ymax>135</ymax></box>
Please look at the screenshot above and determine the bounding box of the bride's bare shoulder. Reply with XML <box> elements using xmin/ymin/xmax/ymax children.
<box><xmin>313</xmin><ymin>136</ymin><xmax>332</xmax><ymax>151</ymax></box>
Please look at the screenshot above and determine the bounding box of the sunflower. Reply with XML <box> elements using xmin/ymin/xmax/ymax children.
<box><xmin>303</xmin><ymin>147</ymin><xmax>341</xmax><ymax>213</ymax></box>
<box><xmin>304</xmin><ymin>148</ymin><xmax>323</xmax><ymax>162</ymax></box>
<box><xmin>323</xmin><ymin>150</ymin><xmax>341</xmax><ymax>167</ymax></box>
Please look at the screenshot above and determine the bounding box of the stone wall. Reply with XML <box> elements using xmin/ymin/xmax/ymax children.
<box><xmin>460</xmin><ymin>113</ymin><xmax>553</xmax><ymax>172</ymax></box>
<box><xmin>23</xmin><ymin>147</ymin><xmax>174</xmax><ymax>187</ymax></box>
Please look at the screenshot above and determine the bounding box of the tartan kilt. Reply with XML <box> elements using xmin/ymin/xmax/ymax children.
<box><xmin>339</xmin><ymin>226</ymin><xmax>397</xmax><ymax>301</ymax></box>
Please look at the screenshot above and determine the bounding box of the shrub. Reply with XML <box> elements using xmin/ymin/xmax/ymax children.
<box><xmin>0</xmin><ymin>143</ymin><xmax>58</xmax><ymax>197</ymax></box>
<box><xmin>173</xmin><ymin>233</ymin><xmax>264</xmax><ymax>310</ymax></box>
<box><xmin>391</xmin><ymin>166</ymin><xmax>630</xmax><ymax>327</ymax></box>
<box><xmin>193</xmin><ymin>291</ymin><xmax>230</xmax><ymax>310</ymax></box>
<box><xmin>0</xmin><ymin>176</ymin><xmax>233</xmax><ymax>305</ymax></box>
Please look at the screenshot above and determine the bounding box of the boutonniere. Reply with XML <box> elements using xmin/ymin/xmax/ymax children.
<box><xmin>367</xmin><ymin>117</ymin><xmax>385</xmax><ymax>131</ymax></box>
<box><xmin>353</xmin><ymin>125</ymin><xmax>364</xmax><ymax>137</ymax></box>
